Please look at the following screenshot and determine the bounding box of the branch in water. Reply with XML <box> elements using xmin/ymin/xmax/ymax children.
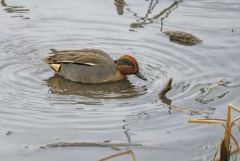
<box><xmin>41</xmin><ymin>141</ymin><xmax>142</xmax><ymax>149</ymax></box>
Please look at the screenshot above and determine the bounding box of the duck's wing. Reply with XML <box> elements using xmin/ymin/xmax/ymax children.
<box><xmin>44</xmin><ymin>49</ymin><xmax>114</xmax><ymax>66</ymax></box>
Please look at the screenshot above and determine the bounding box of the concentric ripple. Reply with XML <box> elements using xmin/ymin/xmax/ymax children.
<box><xmin>0</xmin><ymin>0</ymin><xmax>240</xmax><ymax>161</ymax></box>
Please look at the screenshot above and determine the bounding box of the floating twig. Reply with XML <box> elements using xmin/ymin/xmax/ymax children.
<box><xmin>41</xmin><ymin>141</ymin><xmax>142</xmax><ymax>149</ymax></box>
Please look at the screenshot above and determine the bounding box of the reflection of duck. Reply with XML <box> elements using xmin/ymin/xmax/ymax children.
<box><xmin>44</xmin><ymin>49</ymin><xmax>147</xmax><ymax>83</ymax></box>
<box><xmin>46</xmin><ymin>75</ymin><xmax>145</xmax><ymax>98</ymax></box>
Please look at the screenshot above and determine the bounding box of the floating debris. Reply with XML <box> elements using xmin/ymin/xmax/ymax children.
<box><xmin>6</xmin><ymin>130</ymin><xmax>12</xmax><ymax>135</ymax></box>
<box><xmin>164</xmin><ymin>31</ymin><xmax>202</xmax><ymax>46</ymax></box>
<box><xmin>103</xmin><ymin>140</ymin><xmax>111</xmax><ymax>143</ymax></box>
<box><xmin>41</xmin><ymin>141</ymin><xmax>142</xmax><ymax>149</ymax></box>
<box><xmin>4</xmin><ymin>6</ymin><xmax>29</xmax><ymax>13</ymax></box>
<box><xmin>130</xmin><ymin>22</ymin><xmax>144</xmax><ymax>29</ymax></box>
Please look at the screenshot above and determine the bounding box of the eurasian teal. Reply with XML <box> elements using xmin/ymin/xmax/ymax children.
<box><xmin>44</xmin><ymin>49</ymin><xmax>147</xmax><ymax>83</ymax></box>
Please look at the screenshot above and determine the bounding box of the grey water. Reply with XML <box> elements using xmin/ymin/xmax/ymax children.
<box><xmin>0</xmin><ymin>0</ymin><xmax>240</xmax><ymax>161</ymax></box>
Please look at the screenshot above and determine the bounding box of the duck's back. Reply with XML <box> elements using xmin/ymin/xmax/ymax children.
<box><xmin>44</xmin><ymin>49</ymin><xmax>125</xmax><ymax>83</ymax></box>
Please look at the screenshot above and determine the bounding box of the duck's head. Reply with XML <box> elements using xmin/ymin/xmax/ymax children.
<box><xmin>115</xmin><ymin>55</ymin><xmax>147</xmax><ymax>81</ymax></box>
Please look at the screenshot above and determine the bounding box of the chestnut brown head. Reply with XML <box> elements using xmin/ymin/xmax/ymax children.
<box><xmin>116</xmin><ymin>55</ymin><xmax>147</xmax><ymax>81</ymax></box>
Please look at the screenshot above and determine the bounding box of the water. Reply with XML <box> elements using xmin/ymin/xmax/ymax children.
<box><xmin>0</xmin><ymin>0</ymin><xmax>240</xmax><ymax>161</ymax></box>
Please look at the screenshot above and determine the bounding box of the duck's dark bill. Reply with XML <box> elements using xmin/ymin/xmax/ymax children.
<box><xmin>135</xmin><ymin>72</ymin><xmax>147</xmax><ymax>81</ymax></box>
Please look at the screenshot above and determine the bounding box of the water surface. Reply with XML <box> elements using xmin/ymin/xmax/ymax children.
<box><xmin>0</xmin><ymin>0</ymin><xmax>240</xmax><ymax>161</ymax></box>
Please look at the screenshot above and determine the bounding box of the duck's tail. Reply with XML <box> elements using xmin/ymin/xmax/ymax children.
<box><xmin>50</xmin><ymin>64</ymin><xmax>61</xmax><ymax>72</ymax></box>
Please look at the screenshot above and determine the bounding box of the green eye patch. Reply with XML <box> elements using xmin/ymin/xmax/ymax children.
<box><xmin>117</xmin><ymin>58</ymin><xmax>134</xmax><ymax>66</ymax></box>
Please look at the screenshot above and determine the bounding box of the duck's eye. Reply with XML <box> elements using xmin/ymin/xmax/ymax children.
<box><xmin>117</xmin><ymin>58</ymin><xmax>134</xmax><ymax>66</ymax></box>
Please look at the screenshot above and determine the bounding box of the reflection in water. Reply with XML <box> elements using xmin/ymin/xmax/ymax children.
<box><xmin>194</xmin><ymin>80</ymin><xmax>230</xmax><ymax>104</ymax></box>
<box><xmin>1</xmin><ymin>0</ymin><xmax>6</xmax><ymax>6</ymax></box>
<box><xmin>173</xmin><ymin>79</ymin><xmax>232</xmax><ymax>105</ymax></box>
<box><xmin>159</xmin><ymin>78</ymin><xmax>172</xmax><ymax>105</ymax></box>
<box><xmin>1</xmin><ymin>0</ymin><xmax>30</xmax><ymax>19</ymax></box>
<box><xmin>158</xmin><ymin>79</ymin><xmax>232</xmax><ymax>116</ymax></box>
<box><xmin>46</xmin><ymin>75</ymin><xmax>146</xmax><ymax>99</ymax></box>
<box><xmin>161</xmin><ymin>79</ymin><xmax>233</xmax><ymax>106</ymax></box>
<box><xmin>168</xmin><ymin>38</ymin><xmax>198</xmax><ymax>46</ymax></box>
<box><xmin>122</xmin><ymin>120</ymin><xmax>131</xmax><ymax>143</ymax></box>
<box><xmin>159</xmin><ymin>78</ymin><xmax>173</xmax><ymax>114</ymax></box>
<box><xmin>122</xmin><ymin>111</ymin><xmax>151</xmax><ymax>144</ymax></box>
<box><xmin>172</xmin><ymin>79</ymin><xmax>240</xmax><ymax>116</ymax></box>
<box><xmin>127</xmin><ymin>0</ymin><xmax>159</xmax><ymax>29</ymax></box>
<box><xmin>127</xmin><ymin>0</ymin><xmax>182</xmax><ymax>31</ymax></box>
<box><xmin>114</xmin><ymin>0</ymin><xmax>126</xmax><ymax>15</ymax></box>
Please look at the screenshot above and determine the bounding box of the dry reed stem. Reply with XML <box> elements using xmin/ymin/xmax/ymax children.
<box><xmin>215</xmin><ymin>146</ymin><xmax>240</xmax><ymax>161</ymax></box>
<box><xmin>224</xmin><ymin>105</ymin><xmax>233</xmax><ymax>141</ymax></box>
<box><xmin>231</xmin><ymin>116</ymin><xmax>240</xmax><ymax>127</ymax></box>
<box><xmin>188</xmin><ymin>118</ymin><xmax>226</xmax><ymax>124</ymax></box>
<box><xmin>189</xmin><ymin>104</ymin><xmax>240</xmax><ymax>161</ymax></box>
<box><xmin>99</xmin><ymin>149</ymin><xmax>137</xmax><ymax>161</ymax></box>
<box><xmin>228</xmin><ymin>104</ymin><xmax>240</xmax><ymax>113</ymax></box>
<box><xmin>220</xmin><ymin>104</ymin><xmax>232</xmax><ymax>161</ymax></box>
<box><xmin>220</xmin><ymin>104</ymin><xmax>240</xmax><ymax>160</ymax></box>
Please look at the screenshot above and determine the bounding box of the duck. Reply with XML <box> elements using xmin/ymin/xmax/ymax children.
<box><xmin>44</xmin><ymin>49</ymin><xmax>147</xmax><ymax>83</ymax></box>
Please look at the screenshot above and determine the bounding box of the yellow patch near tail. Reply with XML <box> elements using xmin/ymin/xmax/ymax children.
<box><xmin>50</xmin><ymin>64</ymin><xmax>61</xmax><ymax>72</ymax></box>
